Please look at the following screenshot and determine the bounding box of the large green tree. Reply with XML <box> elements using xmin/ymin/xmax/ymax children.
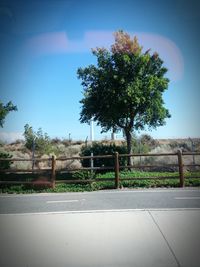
<box><xmin>77</xmin><ymin>31</ymin><xmax>171</xmax><ymax>165</ymax></box>
<box><xmin>0</xmin><ymin>101</ymin><xmax>17</xmax><ymax>127</ymax></box>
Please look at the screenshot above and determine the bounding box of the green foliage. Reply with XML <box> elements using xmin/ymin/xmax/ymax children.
<box><xmin>96</xmin><ymin>170</ymin><xmax>179</xmax><ymax>179</ymax></box>
<box><xmin>46</xmin><ymin>184</ymin><xmax>93</xmax><ymax>193</ymax></box>
<box><xmin>80</xmin><ymin>142</ymin><xmax>127</xmax><ymax>168</ymax></box>
<box><xmin>23</xmin><ymin>124</ymin><xmax>35</xmax><ymax>150</ymax></box>
<box><xmin>72</xmin><ymin>170</ymin><xmax>91</xmax><ymax>180</ymax></box>
<box><xmin>77</xmin><ymin>30</ymin><xmax>171</xmax><ymax>157</ymax></box>
<box><xmin>0</xmin><ymin>101</ymin><xmax>17</xmax><ymax>127</ymax></box>
<box><xmin>1</xmin><ymin>174</ymin><xmax>199</xmax><ymax>193</ymax></box>
<box><xmin>0</xmin><ymin>183</ymin><xmax>93</xmax><ymax>194</ymax></box>
<box><xmin>23</xmin><ymin>124</ymin><xmax>54</xmax><ymax>155</ymax></box>
<box><xmin>0</xmin><ymin>151</ymin><xmax>12</xmax><ymax>170</ymax></box>
<box><xmin>1</xmin><ymin>170</ymin><xmax>200</xmax><ymax>193</ymax></box>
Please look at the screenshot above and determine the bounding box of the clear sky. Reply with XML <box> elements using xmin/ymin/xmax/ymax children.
<box><xmin>0</xmin><ymin>0</ymin><xmax>200</xmax><ymax>143</ymax></box>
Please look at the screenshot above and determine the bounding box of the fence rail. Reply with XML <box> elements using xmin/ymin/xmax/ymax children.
<box><xmin>0</xmin><ymin>150</ymin><xmax>200</xmax><ymax>189</ymax></box>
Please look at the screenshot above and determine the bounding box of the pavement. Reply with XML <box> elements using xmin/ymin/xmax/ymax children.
<box><xmin>0</xmin><ymin>188</ymin><xmax>200</xmax><ymax>214</ymax></box>
<box><xmin>0</xmin><ymin>188</ymin><xmax>200</xmax><ymax>267</ymax></box>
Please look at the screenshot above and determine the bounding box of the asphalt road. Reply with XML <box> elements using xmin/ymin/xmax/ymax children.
<box><xmin>0</xmin><ymin>188</ymin><xmax>200</xmax><ymax>214</ymax></box>
<box><xmin>0</xmin><ymin>188</ymin><xmax>200</xmax><ymax>267</ymax></box>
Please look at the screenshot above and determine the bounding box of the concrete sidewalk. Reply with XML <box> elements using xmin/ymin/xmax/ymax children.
<box><xmin>0</xmin><ymin>209</ymin><xmax>200</xmax><ymax>267</ymax></box>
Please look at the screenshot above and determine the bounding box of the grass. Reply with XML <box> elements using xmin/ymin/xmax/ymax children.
<box><xmin>0</xmin><ymin>170</ymin><xmax>200</xmax><ymax>194</ymax></box>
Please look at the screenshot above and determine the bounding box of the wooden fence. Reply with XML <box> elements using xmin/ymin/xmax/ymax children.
<box><xmin>0</xmin><ymin>150</ymin><xmax>200</xmax><ymax>189</ymax></box>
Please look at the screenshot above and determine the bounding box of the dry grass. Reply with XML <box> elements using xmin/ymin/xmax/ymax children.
<box><xmin>0</xmin><ymin>138</ymin><xmax>199</xmax><ymax>171</ymax></box>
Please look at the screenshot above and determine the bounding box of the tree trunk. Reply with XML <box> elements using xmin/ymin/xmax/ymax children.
<box><xmin>125</xmin><ymin>129</ymin><xmax>133</xmax><ymax>167</ymax></box>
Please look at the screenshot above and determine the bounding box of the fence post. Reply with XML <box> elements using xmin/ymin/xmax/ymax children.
<box><xmin>177</xmin><ymin>149</ymin><xmax>184</xmax><ymax>187</ymax></box>
<box><xmin>114</xmin><ymin>152</ymin><xmax>120</xmax><ymax>189</ymax></box>
<box><xmin>51</xmin><ymin>155</ymin><xmax>56</xmax><ymax>188</ymax></box>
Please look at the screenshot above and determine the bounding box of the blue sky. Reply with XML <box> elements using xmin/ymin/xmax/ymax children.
<box><xmin>0</xmin><ymin>0</ymin><xmax>200</xmax><ymax>142</ymax></box>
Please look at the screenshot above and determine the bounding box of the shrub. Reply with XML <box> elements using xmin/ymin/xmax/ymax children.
<box><xmin>51</xmin><ymin>137</ymin><xmax>62</xmax><ymax>144</ymax></box>
<box><xmin>72</xmin><ymin>170</ymin><xmax>91</xmax><ymax>180</ymax></box>
<box><xmin>131</xmin><ymin>134</ymin><xmax>157</xmax><ymax>154</ymax></box>
<box><xmin>80</xmin><ymin>142</ymin><xmax>127</xmax><ymax>169</ymax></box>
<box><xmin>62</xmin><ymin>139</ymin><xmax>71</xmax><ymax>147</ymax></box>
<box><xmin>0</xmin><ymin>151</ymin><xmax>12</xmax><ymax>170</ymax></box>
<box><xmin>0</xmin><ymin>140</ymin><xmax>6</xmax><ymax>147</ymax></box>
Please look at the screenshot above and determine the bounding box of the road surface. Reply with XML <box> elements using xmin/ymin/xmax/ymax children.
<box><xmin>0</xmin><ymin>188</ymin><xmax>200</xmax><ymax>267</ymax></box>
<box><xmin>0</xmin><ymin>188</ymin><xmax>200</xmax><ymax>214</ymax></box>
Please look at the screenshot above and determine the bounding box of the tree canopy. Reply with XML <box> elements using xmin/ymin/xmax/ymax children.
<box><xmin>0</xmin><ymin>101</ymin><xmax>17</xmax><ymax>127</ymax></box>
<box><xmin>77</xmin><ymin>30</ymin><xmax>171</xmax><ymax>160</ymax></box>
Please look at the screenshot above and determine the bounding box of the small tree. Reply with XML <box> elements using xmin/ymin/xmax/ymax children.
<box><xmin>0</xmin><ymin>100</ymin><xmax>17</xmax><ymax>169</ymax></box>
<box><xmin>77</xmin><ymin>30</ymin><xmax>171</xmax><ymax>165</ymax></box>
<box><xmin>23</xmin><ymin>124</ymin><xmax>53</xmax><ymax>155</ymax></box>
<box><xmin>0</xmin><ymin>101</ymin><xmax>17</xmax><ymax>127</ymax></box>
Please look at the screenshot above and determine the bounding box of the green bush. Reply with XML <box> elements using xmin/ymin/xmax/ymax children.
<box><xmin>0</xmin><ymin>151</ymin><xmax>12</xmax><ymax>170</ymax></box>
<box><xmin>80</xmin><ymin>143</ymin><xmax>127</xmax><ymax>169</ymax></box>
